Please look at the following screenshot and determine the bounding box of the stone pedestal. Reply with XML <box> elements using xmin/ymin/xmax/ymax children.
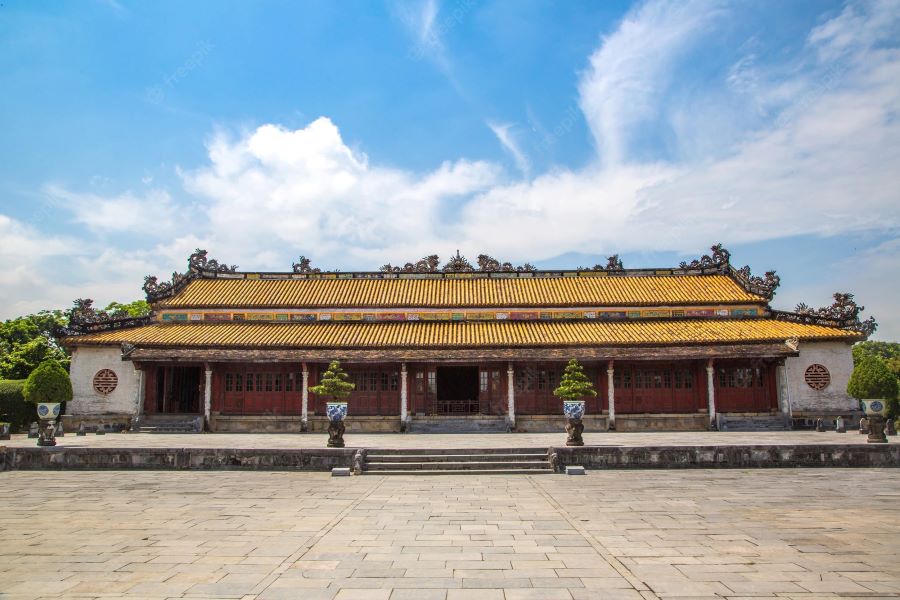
<box><xmin>867</xmin><ymin>416</ymin><xmax>887</xmax><ymax>444</ymax></box>
<box><xmin>37</xmin><ymin>420</ymin><xmax>57</xmax><ymax>447</ymax></box>
<box><xmin>327</xmin><ymin>420</ymin><xmax>346</xmax><ymax>448</ymax></box>
<box><xmin>565</xmin><ymin>418</ymin><xmax>584</xmax><ymax>446</ymax></box>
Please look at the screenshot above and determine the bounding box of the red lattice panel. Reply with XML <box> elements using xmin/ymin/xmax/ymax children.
<box><xmin>804</xmin><ymin>364</ymin><xmax>830</xmax><ymax>391</ymax></box>
<box><xmin>93</xmin><ymin>369</ymin><xmax>118</xmax><ymax>395</ymax></box>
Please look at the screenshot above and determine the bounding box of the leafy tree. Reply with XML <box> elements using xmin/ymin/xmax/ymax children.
<box><xmin>0</xmin><ymin>337</ymin><xmax>69</xmax><ymax>380</ymax></box>
<box><xmin>102</xmin><ymin>300</ymin><xmax>151</xmax><ymax>318</ymax></box>
<box><xmin>310</xmin><ymin>360</ymin><xmax>355</xmax><ymax>401</ymax></box>
<box><xmin>0</xmin><ymin>379</ymin><xmax>31</xmax><ymax>431</ymax></box>
<box><xmin>847</xmin><ymin>354</ymin><xmax>898</xmax><ymax>400</ymax></box>
<box><xmin>23</xmin><ymin>360</ymin><xmax>73</xmax><ymax>405</ymax></box>
<box><xmin>553</xmin><ymin>359</ymin><xmax>598</xmax><ymax>402</ymax></box>
<box><xmin>852</xmin><ymin>341</ymin><xmax>900</xmax><ymax>364</ymax></box>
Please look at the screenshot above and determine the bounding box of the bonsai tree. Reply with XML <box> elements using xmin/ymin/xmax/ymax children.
<box><xmin>310</xmin><ymin>360</ymin><xmax>355</xmax><ymax>448</ymax></box>
<box><xmin>310</xmin><ymin>360</ymin><xmax>355</xmax><ymax>402</ymax></box>
<box><xmin>553</xmin><ymin>359</ymin><xmax>597</xmax><ymax>404</ymax></box>
<box><xmin>847</xmin><ymin>354</ymin><xmax>898</xmax><ymax>400</ymax></box>
<box><xmin>23</xmin><ymin>360</ymin><xmax>73</xmax><ymax>406</ymax></box>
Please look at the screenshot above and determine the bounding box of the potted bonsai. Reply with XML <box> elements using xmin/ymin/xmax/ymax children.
<box><xmin>847</xmin><ymin>354</ymin><xmax>898</xmax><ymax>444</ymax></box>
<box><xmin>23</xmin><ymin>360</ymin><xmax>73</xmax><ymax>447</ymax></box>
<box><xmin>553</xmin><ymin>359</ymin><xmax>597</xmax><ymax>446</ymax></box>
<box><xmin>310</xmin><ymin>360</ymin><xmax>355</xmax><ymax>447</ymax></box>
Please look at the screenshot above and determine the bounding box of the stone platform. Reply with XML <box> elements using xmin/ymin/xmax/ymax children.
<box><xmin>1</xmin><ymin>431</ymin><xmax>898</xmax><ymax>472</ymax></box>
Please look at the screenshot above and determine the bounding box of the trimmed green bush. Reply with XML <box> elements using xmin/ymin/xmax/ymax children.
<box><xmin>0</xmin><ymin>379</ymin><xmax>32</xmax><ymax>432</ymax></box>
<box><xmin>310</xmin><ymin>360</ymin><xmax>355</xmax><ymax>401</ymax></box>
<box><xmin>23</xmin><ymin>360</ymin><xmax>73</xmax><ymax>405</ymax></box>
<box><xmin>847</xmin><ymin>354</ymin><xmax>898</xmax><ymax>400</ymax></box>
<box><xmin>553</xmin><ymin>359</ymin><xmax>598</xmax><ymax>401</ymax></box>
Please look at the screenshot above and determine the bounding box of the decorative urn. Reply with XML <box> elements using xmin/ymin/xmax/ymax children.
<box><xmin>860</xmin><ymin>400</ymin><xmax>888</xmax><ymax>444</ymax></box>
<box><xmin>860</xmin><ymin>399</ymin><xmax>887</xmax><ymax>417</ymax></box>
<box><xmin>326</xmin><ymin>401</ymin><xmax>348</xmax><ymax>422</ymax></box>
<box><xmin>37</xmin><ymin>402</ymin><xmax>61</xmax><ymax>421</ymax></box>
<box><xmin>563</xmin><ymin>400</ymin><xmax>586</xmax><ymax>420</ymax></box>
<box><xmin>563</xmin><ymin>400</ymin><xmax>585</xmax><ymax>447</ymax></box>
<box><xmin>326</xmin><ymin>401</ymin><xmax>348</xmax><ymax>448</ymax></box>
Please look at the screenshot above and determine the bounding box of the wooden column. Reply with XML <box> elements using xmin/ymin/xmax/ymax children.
<box><xmin>400</xmin><ymin>362</ymin><xmax>408</xmax><ymax>425</ymax></box>
<box><xmin>507</xmin><ymin>362</ymin><xmax>516</xmax><ymax>429</ymax></box>
<box><xmin>606</xmin><ymin>360</ymin><xmax>615</xmax><ymax>431</ymax></box>
<box><xmin>203</xmin><ymin>364</ymin><xmax>213</xmax><ymax>431</ymax></box>
<box><xmin>706</xmin><ymin>359</ymin><xmax>717</xmax><ymax>429</ymax></box>
<box><xmin>301</xmin><ymin>362</ymin><xmax>309</xmax><ymax>431</ymax></box>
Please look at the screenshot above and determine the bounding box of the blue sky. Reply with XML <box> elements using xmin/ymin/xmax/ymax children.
<box><xmin>1</xmin><ymin>0</ymin><xmax>898</xmax><ymax>338</ymax></box>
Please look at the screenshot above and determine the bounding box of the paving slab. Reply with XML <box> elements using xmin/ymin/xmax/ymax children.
<box><xmin>0</xmin><ymin>469</ymin><xmax>897</xmax><ymax>599</ymax></box>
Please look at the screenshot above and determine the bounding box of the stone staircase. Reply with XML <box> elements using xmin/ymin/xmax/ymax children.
<box><xmin>717</xmin><ymin>413</ymin><xmax>791</xmax><ymax>432</ymax></box>
<box><xmin>132</xmin><ymin>414</ymin><xmax>203</xmax><ymax>433</ymax></box>
<box><xmin>406</xmin><ymin>416</ymin><xmax>510</xmax><ymax>433</ymax></box>
<box><xmin>362</xmin><ymin>448</ymin><xmax>555</xmax><ymax>475</ymax></box>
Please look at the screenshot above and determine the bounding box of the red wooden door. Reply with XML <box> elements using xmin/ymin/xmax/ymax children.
<box><xmin>715</xmin><ymin>365</ymin><xmax>772</xmax><ymax>412</ymax></box>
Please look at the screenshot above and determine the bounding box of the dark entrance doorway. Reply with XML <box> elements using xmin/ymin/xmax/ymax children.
<box><xmin>154</xmin><ymin>366</ymin><xmax>202</xmax><ymax>413</ymax></box>
<box><xmin>435</xmin><ymin>366</ymin><xmax>479</xmax><ymax>415</ymax></box>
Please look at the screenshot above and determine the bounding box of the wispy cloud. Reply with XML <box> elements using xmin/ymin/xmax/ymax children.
<box><xmin>578</xmin><ymin>0</ymin><xmax>724</xmax><ymax>167</ymax></box>
<box><xmin>487</xmin><ymin>121</ymin><xmax>530</xmax><ymax>177</ymax></box>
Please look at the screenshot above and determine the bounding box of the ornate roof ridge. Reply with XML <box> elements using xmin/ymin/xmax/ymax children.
<box><xmin>140</xmin><ymin>244</ymin><xmax>779</xmax><ymax>303</ymax></box>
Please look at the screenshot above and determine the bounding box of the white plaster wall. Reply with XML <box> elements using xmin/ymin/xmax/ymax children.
<box><xmin>785</xmin><ymin>341</ymin><xmax>857</xmax><ymax>414</ymax></box>
<box><xmin>68</xmin><ymin>347</ymin><xmax>139</xmax><ymax>416</ymax></box>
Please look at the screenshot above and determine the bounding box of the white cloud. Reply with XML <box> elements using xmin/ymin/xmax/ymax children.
<box><xmin>578</xmin><ymin>0</ymin><xmax>724</xmax><ymax>166</ymax></box>
<box><xmin>180</xmin><ymin>117</ymin><xmax>501</xmax><ymax>268</ymax></box>
<box><xmin>45</xmin><ymin>184</ymin><xmax>177</xmax><ymax>234</ymax></box>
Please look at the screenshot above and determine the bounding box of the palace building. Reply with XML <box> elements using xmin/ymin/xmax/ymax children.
<box><xmin>61</xmin><ymin>245</ymin><xmax>874</xmax><ymax>433</ymax></box>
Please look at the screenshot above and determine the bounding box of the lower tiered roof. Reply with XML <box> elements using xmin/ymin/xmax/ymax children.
<box><xmin>67</xmin><ymin>319</ymin><xmax>859</xmax><ymax>349</ymax></box>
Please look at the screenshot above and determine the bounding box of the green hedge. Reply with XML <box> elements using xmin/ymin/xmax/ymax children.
<box><xmin>0</xmin><ymin>379</ymin><xmax>33</xmax><ymax>432</ymax></box>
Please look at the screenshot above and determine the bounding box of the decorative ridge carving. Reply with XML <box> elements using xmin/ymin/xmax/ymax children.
<box><xmin>730</xmin><ymin>265</ymin><xmax>781</xmax><ymax>300</ymax></box>
<box><xmin>144</xmin><ymin>249</ymin><xmax>237</xmax><ymax>302</ymax></box>
<box><xmin>678</xmin><ymin>243</ymin><xmax>731</xmax><ymax>271</ymax></box>
<box><xmin>772</xmin><ymin>292</ymin><xmax>877</xmax><ymax>338</ymax></box>
<box><xmin>61</xmin><ymin>299</ymin><xmax>152</xmax><ymax>336</ymax></box>
<box><xmin>579</xmin><ymin>255</ymin><xmax>624</xmax><ymax>272</ymax></box>
<box><xmin>442</xmin><ymin>250</ymin><xmax>474</xmax><ymax>272</ymax></box>
<box><xmin>380</xmin><ymin>255</ymin><xmax>440</xmax><ymax>273</ymax></box>
<box><xmin>475</xmin><ymin>254</ymin><xmax>536</xmax><ymax>273</ymax></box>
<box><xmin>188</xmin><ymin>249</ymin><xmax>238</xmax><ymax>274</ymax></box>
<box><xmin>379</xmin><ymin>252</ymin><xmax>535</xmax><ymax>273</ymax></box>
<box><xmin>292</xmin><ymin>256</ymin><xmax>321</xmax><ymax>274</ymax></box>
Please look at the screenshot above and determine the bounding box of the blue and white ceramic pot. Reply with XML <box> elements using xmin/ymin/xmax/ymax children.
<box><xmin>861</xmin><ymin>399</ymin><xmax>887</xmax><ymax>417</ymax></box>
<box><xmin>37</xmin><ymin>402</ymin><xmax>61</xmax><ymax>421</ymax></box>
<box><xmin>563</xmin><ymin>400</ymin><xmax>585</xmax><ymax>420</ymax></box>
<box><xmin>326</xmin><ymin>401</ymin><xmax>348</xmax><ymax>422</ymax></box>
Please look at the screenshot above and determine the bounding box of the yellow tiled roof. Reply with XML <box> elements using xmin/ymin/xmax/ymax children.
<box><xmin>159</xmin><ymin>275</ymin><xmax>763</xmax><ymax>309</ymax></box>
<box><xmin>67</xmin><ymin>319</ymin><xmax>857</xmax><ymax>349</ymax></box>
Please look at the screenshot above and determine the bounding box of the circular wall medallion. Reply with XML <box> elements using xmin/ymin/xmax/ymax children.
<box><xmin>804</xmin><ymin>364</ymin><xmax>830</xmax><ymax>391</ymax></box>
<box><xmin>93</xmin><ymin>369</ymin><xmax>118</xmax><ymax>395</ymax></box>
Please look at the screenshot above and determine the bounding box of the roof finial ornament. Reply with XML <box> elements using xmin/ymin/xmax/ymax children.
<box><xmin>442</xmin><ymin>250</ymin><xmax>474</xmax><ymax>272</ymax></box>
<box><xmin>773</xmin><ymin>292</ymin><xmax>877</xmax><ymax>338</ymax></box>
<box><xmin>678</xmin><ymin>243</ymin><xmax>731</xmax><ymax>270</ymax></box>
<box><xmin>292</xmin><ymin>256</ymin><xmax>321</xmax><ymax>274</ymax></box>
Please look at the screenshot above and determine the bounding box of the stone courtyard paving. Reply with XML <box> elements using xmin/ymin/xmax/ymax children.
<box><xmin>1</xmin><ymin>469</ymin><xmax>898</xmax><ymax>600</ymax></box>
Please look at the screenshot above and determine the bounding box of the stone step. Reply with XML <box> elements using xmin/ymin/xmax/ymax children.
<box><xmin>367</xmin><ymin>447</ymin><xmax>544</xmax><ymax>455</ymax></box>
<box><xmin>367</xmin><ymin>460</ymin><xmax>551</xmax><ymax>471</ymax></box>
<box><xmin>407</xmin><ymin>417</ymin><xmax>510</xmax><ymax>433</ymax></box>
<box><xmin>366</xmin><ymin>453</ymin><xmax>548</xmax><ymax>463</ymax></box>
<box><xmin>365</xmin><ymin>468</ymin><xmax>555</xmax><ymax>476</ymax></box>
